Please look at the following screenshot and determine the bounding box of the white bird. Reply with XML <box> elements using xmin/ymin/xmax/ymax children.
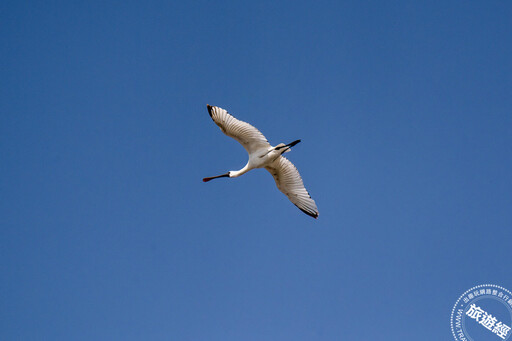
<box><xmin>203</xmin><ymin>104</ymin><xmax>319</xmax><ymax>219</ymax></box>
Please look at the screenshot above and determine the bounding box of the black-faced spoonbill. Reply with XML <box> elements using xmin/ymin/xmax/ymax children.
<box><xmin>203</xmin><ymin>105</ymin><xmax>319</xmax><ymax>219</ymax></box>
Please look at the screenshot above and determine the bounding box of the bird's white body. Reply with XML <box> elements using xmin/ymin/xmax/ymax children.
<box><xmin>204</xmin><ymin>105</ymin><xmax>319</xmax><ymax>219</ymax></box>
<box><xmin>231</xmin><ymin>147</ymin><xmax>281</xmax><ymax>177</ymax></box>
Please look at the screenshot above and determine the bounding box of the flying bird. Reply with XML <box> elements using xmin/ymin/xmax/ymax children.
<box><xmin>203</xmin><ymin>104</ymin><xmax>319</xmax><ymax>219</ymax></box>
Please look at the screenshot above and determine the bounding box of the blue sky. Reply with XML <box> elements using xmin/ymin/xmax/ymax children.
<box><xmin>1</xmin><ymin>1</ymin><xmax>511</xmax><ymax>340</ymax></box>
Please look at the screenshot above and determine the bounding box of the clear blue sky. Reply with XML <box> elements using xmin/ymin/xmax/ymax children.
<box><xmin>1</xmin><ymin>1</ymin><xmax>511</xmax><ymax>340</ymax></box>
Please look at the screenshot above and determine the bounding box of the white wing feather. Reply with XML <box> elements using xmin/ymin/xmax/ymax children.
<box><xmin>207</xmin><ymin>105</ymin><xmax>270</xmax><ymax>154</ymax></box>
<box><xmin>265</xmin><ymin>156</ymin><xmax>319</xmax><ymax>218</ymax></box>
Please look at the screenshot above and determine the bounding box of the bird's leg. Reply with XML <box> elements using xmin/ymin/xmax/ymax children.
<box><xmin>259</xmin><ymin>150</ymin><xmax>272</xmax><ymax>158</ymax></box>
<box><xmin>274</xmin><ymin>139</ymin><xmax>301</xmax><ymax>154</ymax></box>
<box><xmin>275</xmin><ymin>139</ymin><xmax>301</xmax><ymax>151</ymax></box>
<box><xmin>260</xmin><ymin>140</ymin><xmax>302</xmax><ymax>158</ymax></box>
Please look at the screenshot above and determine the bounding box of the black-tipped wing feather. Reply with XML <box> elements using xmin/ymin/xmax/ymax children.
<box><xmin>265</xmin><ymin>156</ymin><xmax>319</xmax><ymax>218</ymax></box>
<box><xmin>207</xmin><ymin>105</ymin><xmax>270</xmax><ymax>154</ymax></box>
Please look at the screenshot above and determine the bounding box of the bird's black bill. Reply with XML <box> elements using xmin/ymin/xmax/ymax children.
<box><xmin>203</xmin><ymin>173</ymin><xmax>230</xmax><ymax>182</ymax></box>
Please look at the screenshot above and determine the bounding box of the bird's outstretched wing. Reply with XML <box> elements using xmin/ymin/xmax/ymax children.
<box><xmin>265</xmin><ymin>156</ymin><xmax>319</xmax><ymax>219</ymax></box>
<box><xmin>207</xmin><ymin>105</ymin><xmax>271</xmax><ymax>154</ymax></box>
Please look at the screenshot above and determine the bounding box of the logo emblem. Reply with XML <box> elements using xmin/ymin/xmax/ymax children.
<box><xmin>451</xmin><ymin>284</ymin><xmax>512</xmax><ymax>340</ymax></box>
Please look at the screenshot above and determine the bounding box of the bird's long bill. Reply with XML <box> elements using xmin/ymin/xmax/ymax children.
<box><xmin>202</xmin><ymin>173</ymin><xmax>230</xmax><ymax>182</ymax></box>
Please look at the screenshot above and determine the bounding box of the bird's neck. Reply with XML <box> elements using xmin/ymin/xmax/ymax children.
<box><xmin>230</xmin><ymin>163</ymin><xmax>251</xmax><ymax>178</ymax></box>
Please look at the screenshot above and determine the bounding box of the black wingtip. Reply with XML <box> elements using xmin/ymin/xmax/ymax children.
<box><xmin>207</xmin><ymin>104</ymin><xmax>213</xmax><ymax>117</ymax></box>
<box><xmin>296</xmin><ymin>205</ymin><xmax>319</xmax><ymax>219</ymax></box>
